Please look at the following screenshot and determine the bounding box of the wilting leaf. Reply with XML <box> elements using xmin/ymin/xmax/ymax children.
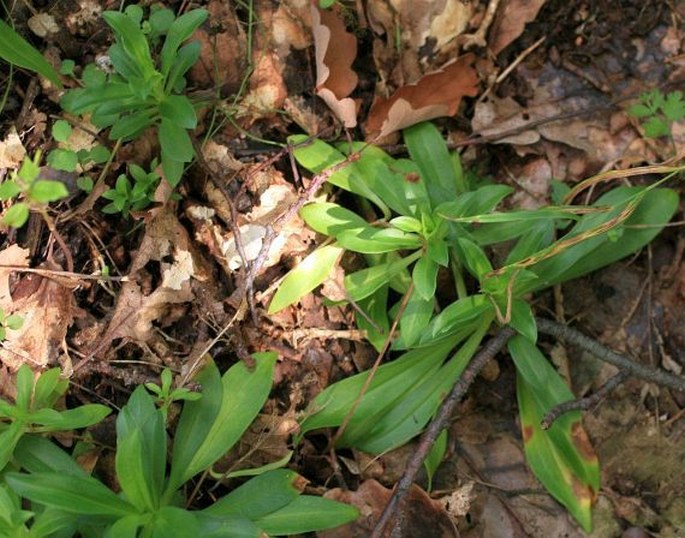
<box><xmin>509</xmin><ymin>336</ymin><xmax>599</xmax><ymax>532</ymax></box>
<box><xmin>365</xmin><ymin>54</ymin><xmax>479</xmax><ymax>139</ymax></box>
<box><xmin>311</xmin><ymin>2</ymin><xmax>358</xmax><ymax>128</ymax></box>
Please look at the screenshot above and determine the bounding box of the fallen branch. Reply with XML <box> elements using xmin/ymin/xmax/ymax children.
<box><xmin>535</xmin><ymin>318</ymin><xmax>685</xmax><ymax>392</ymax></box>
<box><xmin>541</xmin><ymin>371</ymin><xmax>629</xmax><ymax>429</ymax></box>
<box><xmin>371</xmin><ymin>326</ymin><xmax>516</xmax><ymax>538</ymax></box>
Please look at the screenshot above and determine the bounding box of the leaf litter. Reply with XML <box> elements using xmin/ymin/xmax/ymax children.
<box><xmin>0</xmin><ymin>0</ymin><xmax>684</xmax><ymax>535</ymax></box>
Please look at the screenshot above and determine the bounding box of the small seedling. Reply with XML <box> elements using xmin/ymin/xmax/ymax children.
<box><xmin>144</xmin><ymin>367</ymin><xmax>201</xmax><ymax>420</ymax></box>
<box><xmin>628</xmin><ymin>89</ymin><xmax>685</xmax><ymax>138</ymax></box>
<box><xmin>61</xmin><ymin>6</ymin><xmax>208</xmax><ymax>187</ymax></box>
<box><xmin>101</xmin><ymin>159</ymin><xmax>161</xmax><ymax>216</ymax></box>
<box><xmin>0</xmin><ymin>308</ymin><xmax>23</xmax><ymax>341</ymax></box>
<box><xmin>0</xmin><ymin>151</ymin><xmax>68</xmax><ymax>228</ymax></box>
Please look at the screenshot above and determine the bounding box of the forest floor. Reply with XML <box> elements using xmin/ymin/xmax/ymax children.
<box><xmin>1</xmin><ymin>0</ymin><xmax>685</xmax><ymax>536</ymax></box>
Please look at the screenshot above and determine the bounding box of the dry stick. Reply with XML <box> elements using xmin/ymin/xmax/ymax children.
<box><xmin>541</xmin><ymin>371</ymin><xmax>629</xmax><ymax>429</ymax></box>
<box><xmin>371</xmin><ymin>326</ymin><xmax>516</xmax><ymax>538</ymax></box>
<box><xmin>535</xmin><ymin>317</ymin><xmax>685</xmax><ymax>392</ymax></box>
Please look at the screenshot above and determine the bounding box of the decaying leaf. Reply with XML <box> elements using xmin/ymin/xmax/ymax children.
<box><xmin>489</xmin><ymin>0</ymin><xmax>546</xmax><ymax>55</ymax></box>
<box><xmin>0</xmin><ymin>246</ymin><xmax>75</xmax><ymax>369</ymax></box>
<box><xmin>0</xmin><ymin>128</ymin><xmax>27</xmax><ymax>171</ymax></box>
<box><xmin>365</xmin><ymin>53</ymin><xmax>479</xmax><ymax>140</ymax></box>
<box><xmin>311</xmin><ymin>2</ymin><xmax>358</xmax><ymax>128</ymax></box>
<box><xmin>99</xmin><ymin>210</ymin><xmax>209</xmax><ymax>345</ymax></box>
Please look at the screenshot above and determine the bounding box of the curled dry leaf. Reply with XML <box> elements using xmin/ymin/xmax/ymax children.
<box><xmin>311</xmin><ymin>1</ymin><xmax>358</xmax><ymax>128</ymax></box>
<box><xmin>489</xmin><ymin>0</ymin><xmax>547</xmax><ymax>55</ymax></box>
<box><xmin>365</xmin><ymin>53</ymin><xmax>479</xmax><ymax>140</ymax></box>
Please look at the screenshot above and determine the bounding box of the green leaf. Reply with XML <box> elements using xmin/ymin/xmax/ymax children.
<box><xmin>398</xmin><ymin>292</ymin><xmax>434</xmax><ymax>348</ymax></box>
<box><xmin>627</xmin><ymin>103</ymin><xmax>652</xmax><ymax>118</ymax></box>
<box><xmin>289</xmin><ymin>135</ymin><xmax>389</xmax><ymax>213</ymax></box>
<box><xmin>268</xmin><ymin>244</ymin><xmax>344</xmax><ymax>314</ymax></box>
<box><xmin>0</xmin><ymin>19</ymin><xmax>62</xmax><ymax>87</ymax></box>
<box><xmin>15</xmin><ymin>364</ymin><xmax>34</xmax><ymax>411</ymax></box>
<box><xmin>52</xmin><ymin>120</ymin><xmax>72</xmax><ymax>142</ymax></box>
<box><xmin>663</xmin><ymin>91</ymin><xmax>685</xmax><ymax>121</ymax></box>
<box><xmin>47</xmin><ymin>147</ymin><xmax>79</xmax><ymax>172</ymax></box>
<box><xmin>412</xmin><ymin>255</ymin><xmax>438</xmax><ymax>301</ymax></box>
<box><xmin>508</xmin><ymin>300</ymin><xmax>537</xmax><ymax>343</ymax></box>
<box><xmin>30</xmin><ymin>180</ymin><xmax>69</xmax><ymax>203</ymax></box>
<box><xmin>151</xmin><ymin>506</ymin><xmax>201</xmax><ymax>537</ymax></box>
<box><xmin>355</xmin><ymin>287</ymin><xmax>390</xmax><ymax>352</ymax></box>
<box><xmin>509</xmin><ymin>336</ymin><xmax>599</xmax><ymax>532</ymax></box>
<box><xmin>455</xmin><ymin>238</ymin><xmax>492</xmax><ymax>280</ymax></box>
<box><xmin>109</xmin><ymin>109</ymin><xmax>156</xmax><ymax>140</ymax></box>
<box><xmin>404</xmin><ymin>122</ymin><xmax>458</xmax><ymax>206</ymax></box>
<box><xmin>424</xmin><ymin>429</ymin><xmax>447</xmax><ymax>492</ymax></box>
<box><xmin>116</xmin><ymin>387</ymin><xmax>166</xmax><ymax>511</ymax></box>
<box><xmin>0</xmin><ymin>180</ymin><xmax>21</xmax><ymax>200</ymax></box>
<box><xmin>0</xmin><ymin>422</ymin><xmax>26</xmax><ymax>471</ymax></box>
<box><xmin>300</xmin><ymin>202</ymin><xmax>368</xmax><ymax>236</ymax></box>
<box><xmin>32</xmin><ymin>368</ymin><xmax>67</xmax><ymax>408</ymax></box>
<box><xmin>390</xmin><ymin>216</ymin><xmax>423</xmax><ymax>233</ymax></box>
<box><xmin>102</xmin><ymin>11</ymin><xmax>156</xmax><ymax>79</ymax></box>
<box><xmin>158</xmin><ymin>119</ymin><xmax>194</xmax><ymax>162</ymax></box>
<box><xmin>254</xmin><ymin>496</ymin><xmax>359</xmax><ymax>535</ymax></box>
<box><xmin>524</xmin><ymin>187</ymin><xmax>678</xmax><ymax>293</ymax></box>
<box><xmin>160</xmin><ymin>9</ymin><xmax>208</xmax><ymax>79</ymax></box>
<box><xmin>164</xmin><ymin>41</ymin><xmax>201</xmax><ymax>94</ymax></box>
<box><xmin>336</xmin><ymin>227</ymin><xmax>421</xmax><ymax>254</ymax></box>
<box><xmin>3</xmin><ymin>203</ymin><xmax>30</xmax><ymax>228</ymax></box>
<box><xmin>15</xmin><ymin>435</ymin><xmax>87</xmax><ymax>476</ymax></box>
<box><xmin>5</xmin><ymin>472</ymin><xmax>136</xmax><ymax>517</ymax></box>
<box><xmin>436</xmin><ymin>184</ymin><xmax>513</xmax><ymax>220</ymax></box>
<box><xmin>345</xmin><ymin>250</ymin><xmax>421</xmax><ymax>302</ymax></box>
<box><xmin>159</xmin><ymin>95</ymin><xmax>197</xmax><ymax>129</ymax></box>
<box><xmin>203</xmin><ymin>469</ymin><xmax>301</xmax><ymax>520</ymax></box>
<box><xmin>161</xmin><ymin>153</ymin><xmax>184</xmax><ymax>187</ymax></box>
<box><xmin>167</xmin><ymin>353</ymin><xmax>277</xmax><ymax>492</ymax></box>
<box><xmin>643</xmin><ymin>116</ymin><xmax>669</xmax><ymax>138</ymax></box>
<box><xmin>5</xmin><ymin>314</ymin><xmax>23</xmax><ymax>331</ymax></box>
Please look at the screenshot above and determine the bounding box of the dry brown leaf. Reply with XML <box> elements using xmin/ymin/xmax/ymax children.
<box><xmin>311</xmin><ymin>2</ymin><xmax>358</xmax><ymax>128</ymax></box>
<box><xmin>0</xmin><ymin>128</ymin><xmax>27</xmax><ymax>171</ymax></box>
<box><xmin>365</xmin><ymin>53</ymin><xmax>479</xmax><ymax>140</ymax></box>
<box><xmin>489</xmin><ymin>0</ymin><xmax>546</xmax><ymax>55</ymax></box>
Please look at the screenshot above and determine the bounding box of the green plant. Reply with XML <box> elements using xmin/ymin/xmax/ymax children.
<box><xmin>270</xmin><ymin>122</ymin><xmax>680</xmax><ymax>531</ymax></box>
<box><xmin>0</xmin><ymin>151</ymin><xmax>69</xmax><ymax>228</ymax></box>
<box><xmin>0</xmin><ymin>308</ymin><xmax>23</xmax><ymax>341</ymax></box>
<box><xmin>102</xmin><ymin>160</ymin><xmax>161</xmax><ymax>215</ymax></box>
<box><xmin>144</xmin><ymin>367</ymin><xmax>201</xmax><ymax>420</ymax></box>
<box><xmin>0</xmin><ymin>364</ymin><xmax>111</xmax><ymax>473</ymax></box>
<box><xmin>0</xmin><ymin>18</ymin><xmax>62</xmax><ymax>87</ymax></box>
<box><xmin>60</xmin><ymin>5</ymin><xmax>208</xmax><ymax>187</ymax></box>
<box><xmin>628</xmin><ymin>89</ymin><xmax>685</xmax><ymax>138</ymax></box>
<box><xmin>4</xmin><ymin>354</ymin><xmax>358</xmax><ymax>536</ymax></box>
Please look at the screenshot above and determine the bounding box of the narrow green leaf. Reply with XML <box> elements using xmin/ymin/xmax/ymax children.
<box><xmin>254</xmin><ymin>496</ymin><xmax>359</xmax><ymax>535</ymax></box>
<box><xmin>203</xmin><ymin>469</ymin><xmax>301</xmax><ymax>520</ymax></box>
<box><xmin>168</xmin><ymin>353</ymin><xmax>277</xmax><ymax>491</ymax></box>
<box><xmin>268</xmin><ymin>244</ymin><xmax>344</xmax><ymax>314</ymax></box>
<box><xmin>159</xmin><ymin>95</ymin><xmax>197</xmax><ymax>129</ymax></box>
<box><xmin>32</xmin><ymin>368</ymin><xmax>65</xmax><ymax>408</ymax></box>
<box><xmin>164</xmin><ymin>41</ymin><xmax>201</xmax><ymax>93</ymax></box>
<box><xmin>151</xmin><ymin>506</ymin><xmax>201</xmax><ymax>536</ymax></box>
<box><xmin>398</xmin><ymin>292</ymin><xmax>434</xmax><ymax>348</ymax></box>
<box><xmin>336</xmin><ymin>227</ymin><xmax>421</xmax><ymax>254</ymax></box>
<box><xmin>424</xmin><ymin>429</ymin><xmax>447</xmax><ymax>492</ymax></box>
<box><xmin>300</xmin><ymin>202</ymin><xmax>368</xmax><ymax>236</ymax></box>
<box><xmin>404</xmin><ymin>122</ymin><xmax>458</xmax><ymax>206</ymax></box>
<box><xmin>15</xmin><ymin>364</ymin><xmax>34</xmax><ymax>411</ymax></box>
<box><xmin>102</xmin><ymin>11</ymin><xmax>155</xmax><ymax>78</ymax></box>
<box><xmin>345</xmin><ymin>250</ymin><xmax>421</xmax><ymax>302</ymax></box>
<box><xmin>15</xmin><ymin>435</ymin><xmax>87</xmax><ymax>476</ymax></box>
<box><xmin>160</xmin><ymin>9</ymin><xmax>208</xmax><ymax>78</ymax></box>
<box><xmin>0</xmin><ymin>422</ymin><xmax>26</xmax><ymax>471</ymax></box>
<box><xmin>5</xmin><ymin>472</ymin><xmax>136</xmax><ymax>517</ymax></box>
<box><xmin>509</xmin><ymin>336</ymin><xmax>599</xmax><ymax>532</ymax></box>
<box><xmin>508</xmin><ymin>300</ymin><xmax>537</xmax><ymax>343</ymax></box>
<box><xmin>158</xmin><ymin>119</ymin><xmax>194</xmax><ymax>162</ymax></box>
<box><xmin>0</xmin><ymin>20</ymin><xmax>62</xmax><ymax>87</ymax></box>
<box><xmin>412</xmin><ymin>255</ymin><xmax>438</xmax><ymax>300</ymax></box>
<box><xmin>455</xmin><ymin>238</ymin><xmax>492</xmax><ymax>280</ymax></box>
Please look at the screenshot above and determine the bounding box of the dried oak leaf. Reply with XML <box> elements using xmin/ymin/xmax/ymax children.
<box><xmin>311</xmin><ymin>1</ymin><xmax>358</xmax><ymax>128</ymax></box>
<box><xmin>365</xmin><ymin>53</ymin><xmax>479</xmax><ymax>140</ymax></box>
<box><xmin>489</xmin><ymin>0</ymin><xmax>546</xmax><ymax>55</ymax></box>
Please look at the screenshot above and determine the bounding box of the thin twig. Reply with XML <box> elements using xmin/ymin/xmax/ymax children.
<box><xmin>535</xmin><ymin>317</ymin><xmax>685</xmax><ymax>392</ymax></box>
<box><xmin>371</xmin><ymin>326</ymin><xmax>516</xmax><ymax>538</ymax></box>
<box><xmin>541</xmin><ymin>371</ymin><xmax>629</xmax><ymax>429</ymax></box>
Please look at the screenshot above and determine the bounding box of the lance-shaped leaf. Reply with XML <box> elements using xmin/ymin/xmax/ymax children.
<box><xmin>509</xmin><ymin>335</ymin><xmax>599</xmax><ymax>532</ymax></box>
<box><xmin>311</xmin><ymin>2</ymin><xmax>358</xmax><ymax>128</ymax></box>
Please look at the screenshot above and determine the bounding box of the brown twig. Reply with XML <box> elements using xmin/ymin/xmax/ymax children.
<box><xmin>541</xmin><ymin>371</ymin><xmax>629</xmax><ymax>429</ymax></box>
<box><xmin>371</xmin><ymin>326</ymin><xmax>516</xmax><ymax>538</ymax></box>
<box><xmin>535</xmin><ymin>317</ymin><xmax>685</xmax><ymax>392</ymax></box>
